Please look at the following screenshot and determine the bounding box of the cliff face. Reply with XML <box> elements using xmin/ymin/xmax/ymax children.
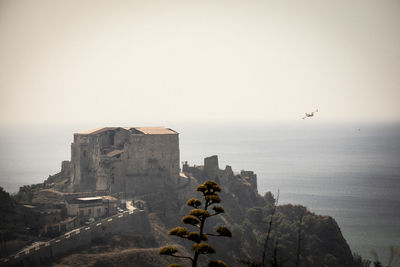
<box><xmin>176</xmin><ymin>156</ymin><xmax>354</xmax><ymax>267</ymax></box>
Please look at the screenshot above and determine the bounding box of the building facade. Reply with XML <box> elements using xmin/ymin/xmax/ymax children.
<box><xmin>66</xmin><ymin>127</ymin><xmax>180</xmax><ymax>195</ymax></box>
<box><xmin>65</xmin><ymin>196</ymin><xmax>119</xmax><ymax>224</ymax></box>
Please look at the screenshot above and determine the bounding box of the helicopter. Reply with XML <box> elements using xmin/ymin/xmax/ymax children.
<box><xmin>302</xmin><ymin>109</ymin><xmax>318</xmax><ymax>120</ymax></box>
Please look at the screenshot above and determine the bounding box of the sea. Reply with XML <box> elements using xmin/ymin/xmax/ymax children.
<box><xmin>0</xmin><ymin>121</ymin><xmax>399</xmax><ymax>262</ymax></box>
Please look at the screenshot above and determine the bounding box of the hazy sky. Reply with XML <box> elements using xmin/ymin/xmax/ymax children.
<box><xmin>1</xmin><ymin>0</ymin><xmax>399</xmax><ymax>126</ymax></box>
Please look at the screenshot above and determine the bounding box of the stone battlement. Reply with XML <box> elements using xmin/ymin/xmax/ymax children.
<box><xmin>183</xmin><ymin>155</ymin><xmax>258</xmax><ymax>193</ymax></box>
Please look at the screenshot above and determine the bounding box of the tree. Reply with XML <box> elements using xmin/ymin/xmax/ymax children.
<box><xmin>261</xmin><ymin>190</ymin><xmax>279</xmax><ymax>267</ymax></box>
<box><xmin>238</xmin><ymin>190</ymin><xmax>280</xmax><ymax>267</ymax></box>
<box><xmin>159</xmin><ymin>180</ymin><xmax>231</xmax><ymax>267</ymax></box>
<box><xmin>294</xmin><ymin>213</ymin><xmax>304</xmax><ymax>267</ymax></box>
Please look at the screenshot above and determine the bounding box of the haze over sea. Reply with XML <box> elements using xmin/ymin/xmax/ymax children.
<box><xmin>0</xmin><ymin>121</ymin><xmax>399</xmax><ymax>261</ymax></box>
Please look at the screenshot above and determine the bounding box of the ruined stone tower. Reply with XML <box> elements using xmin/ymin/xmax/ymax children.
<box><xmin>68</xmin><ymin>127</ymin><xmax>179</xmax><ymax>195</ymax></box>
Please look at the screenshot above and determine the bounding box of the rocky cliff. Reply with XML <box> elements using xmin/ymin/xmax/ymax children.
<box><xmin>4</xmin><ymin>155</ymin><xmax>355</xmax><ymax>267</ymax></box>
<box><xmin>174</xmin><ymin>156</ymin><xmax>354</xmax><ymax>267</ymax></box>
<box><xmin>45</xmin><ymin>155</ymin><xmax>354</xmax><ymax>267</ymax></box>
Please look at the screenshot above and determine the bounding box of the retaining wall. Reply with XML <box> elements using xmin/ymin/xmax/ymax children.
<box><xmin>0</xmin><ymin>209</ymin><xmax>151</xmax><ymax>267</ymax></box>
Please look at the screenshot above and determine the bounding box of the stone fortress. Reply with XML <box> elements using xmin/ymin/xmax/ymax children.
<box><xmin>63</xmin><ymin>127</ymin><xmax>180</xmax><ymax>195</ymax></box>
<box><xmin>3</xmin><ymin>126</ymin><xmax>261</xmax><ymax>266</ymax></box>
<box><xmin>2</xmin><ymin>126</ymin><xmax>356</xmax><ymax>267</ymax></box>
<box><xmin>47</xmin><ymin>126</ymin><xmax>259</xmax><ymax>199</ymax></box>
<box><xmin>48</xmin><ymin>126</ymin><xmax>259</xmax><ymax>211</ymax></box>
<box><xmin>15</xmin><ymin>126</ymin><xmax>259</xmax><ymax>236</ymax></box>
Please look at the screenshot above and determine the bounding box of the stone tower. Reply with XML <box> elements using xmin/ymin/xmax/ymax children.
<box><xmin>69</xmin><ymin>127</ymin><xmax>179</xmax><ymax>196</ymax></box>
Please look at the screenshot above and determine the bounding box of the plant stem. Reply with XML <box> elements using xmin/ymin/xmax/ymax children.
<box><xmin>192</xmin><ymin>199</ymin><xmax>209</xmax><ymax>267</ymax></box>
<box><xmin>262</xmin><ymin>190</ymin><xmax>279</xmax><ymax>267</ymax></box>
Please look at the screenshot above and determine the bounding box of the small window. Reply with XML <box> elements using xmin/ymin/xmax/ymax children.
<box><xmin>79</xmin><ymin>210</ymin><xmax>84</xmax><ymax>216</ymax></box>
<box><xmin>88</xmin><ymin>209</ymin><xmax>91</xmax><ymax>215</ymax></box>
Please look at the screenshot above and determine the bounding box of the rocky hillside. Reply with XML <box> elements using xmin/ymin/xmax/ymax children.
<box><xmin>44</xmin><ymin>156</ymin><xmax>355</xmax><ymax>267</ymax></box>
<box><xmin>173</xmin><ymin>157</ymin><xmax>354</xmax><ymax>267</ymax></box>
<box><xmin>0</xmin><ymin>187</ymin><xmax>42</xmax><ymax>258</ymax></box>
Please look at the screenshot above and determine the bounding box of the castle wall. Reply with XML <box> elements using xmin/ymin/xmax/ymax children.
<box><xmin>108</xmin><ymin>160</ymin><xmax>124</xmax><ymax>193</ymax></box>
<box><xmin>183</xmin><ymin>156</ymin><xmax>259</xmax><ymax>194</ymax></box>
<box><xmin>124</xmin><ymin>133</ymin><xmax>179</xmax><ymax>176</ymax></box>
<box><xmin>204</xmin><ymin>155</ymin><xmax>219</xmax><ymax>180</ymax></box>
<box><xmin>69</xmin><ymin>127</ymin><xmax>179</xmax><ymax>195</ymax></box>
<box><xmin>61</xmin><ymin>161</ymin><xmax>71</xmax><ymax>176</ymax></box>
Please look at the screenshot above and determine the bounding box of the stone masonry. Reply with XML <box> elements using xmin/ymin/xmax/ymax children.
<box><xmin>65</xmin><ymin>127</ymin><xmax>179</xmax><ymax>195</ymax></box>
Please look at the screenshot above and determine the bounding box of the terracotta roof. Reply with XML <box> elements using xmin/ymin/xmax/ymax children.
<box><xmin>76</xmin><ymin>127</ymin><xmax>119</xmax><ymax>135</ymax></box>
<box><xmin>134</xmin><ymin>127</ymin><xmax>178</xmax><ymax>135</ymax></box>
<box><xmin>76</xmin><ymin>126</ymin><xmax>178</xmax><ymax>135</ymax></box>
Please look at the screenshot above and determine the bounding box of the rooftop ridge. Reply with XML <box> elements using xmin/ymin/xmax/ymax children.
<box><xmin>75</xmin><ymin>126</ymin><xmax>178</xmax><ymax>135</ymax></box>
